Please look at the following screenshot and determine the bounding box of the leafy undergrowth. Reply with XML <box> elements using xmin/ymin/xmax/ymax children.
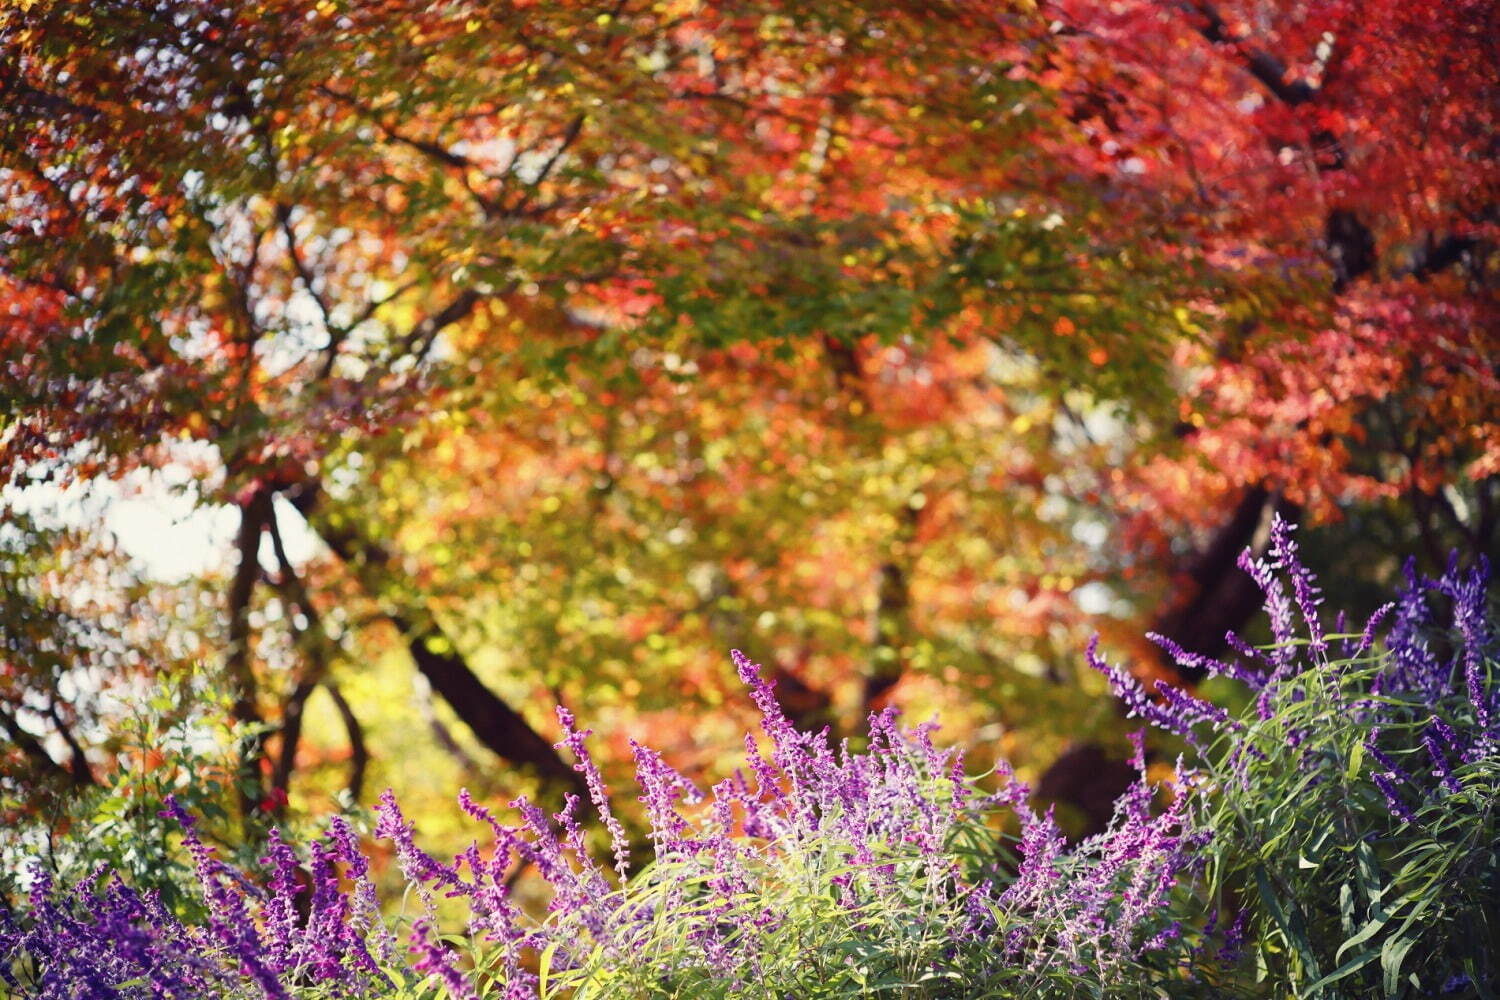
<box><xmin>3</xmin><ymin>517</ymin><xmax>1496</xmax><ymax>999</ymax></box>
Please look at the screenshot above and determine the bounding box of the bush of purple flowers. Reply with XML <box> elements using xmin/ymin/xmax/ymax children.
<box><xmin>1097</xmin><ymin>518</ymin><xmax>1499</xmax><ymax>997</ymax></box>
<box><xmin>0</xmin><ymin>654</ymin><xmax>1203</xmax><ymax>999</ymax></box>
<box><xmin>2</xmin><ymin>516</ymin><xmax>1495</xmax><ymax>998</ymax></box>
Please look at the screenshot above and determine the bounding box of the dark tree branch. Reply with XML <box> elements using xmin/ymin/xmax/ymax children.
<box><xmin>1151</xmin><ymin>485</ymin><xmax>1299</xmax><ymax>680</ymax></box>
<box><xmin>276</xmin><ymin>202</ymin><xmax>334</xmax><ymax>329</ymax></box>
<box><xmin>1477</xmin><ymin>479</ymin><xmax>1497</xmax><ymax>558</ymax></box>
<box><xmin>0</xmin><ymin>71</ymin><xmax>106</xmax><ymax>122</ymax></box>
<box><xmin>285</xmin><ymin>482</ymin><xmax>582</xmax><ymax>797</ymax></box>
<box><xmin>1407</xmin><ymin>234</ymin><xmax>1479</xmax><ymax>282</ymax></box>
<box><xmin>0</xmin><ymin>706</ymin><xmax>74</xmax><ymax>786</ymax></box>
<box><xmin>414</xmin><ymin>673</ymin><xmax>484</xmax><ymax>774</ymax></box>
<box><xmin>1178</xmin><ymin>2</ymin><xmax>1376</xmax><ymax>290</ymax></box>
<box><xmin>266</xmin><ymin>500</ymin><xmax>342</xmax><ymax>812</ymax></box>
<box><xmin>1326</xmin><ymin>208</ymin><xmax>1377</xmax><ymax>291</ymax></box>
<box><xmin>313</xmin><ymin>84</ymin><xmax>510</xmax><ymax>219</ymax></box>
<box><xmin>323</xmin><ymin>682</ymin><xmax>368</xmax><ymax>804</ymax></box>
<box><xmin>508</xmin><ymin>112</ymin><xmax>586</xmax><ymax>217</ymax></box>
<box><xmin>392</xmin><ymin>612</ymin><xmax>582</xmax><ymax>790</ymax></box>
<box><xmin>316</xmin><ymin>281</ymin><xmax>419</xmax><ymax>381</ymax></box>
<box><xmin>1407</xmin><ymin>484</ymin><xmax>1449</xmax><ymax>570</ymax></box>
<box><xmin>226</xmin><ymin>485</ymin><xmax>274</xmax><ymax>821</ymax></box>
<box><xmin>1182</xmin><ymin>2</ymin><xmax>1316</xmax><ymax>107</ymax></box>
<box><xmin>865</xmin><ymin>502</ymin><xmax>921</xmax><ymax>714</ymax></box>
<box><xmin>401</xmin><ymin>288</ymin><xmax>484</xmax><ymax>361</ymax></box>
<box><xmin>43</xmin><ymin>702</ymin><xmax>95</xmax><ymax>787</ymax></box>
<box><xmin>271</xmin><ymin>677</ymin><xmax>316</xmax><ymax>815</ymax></box>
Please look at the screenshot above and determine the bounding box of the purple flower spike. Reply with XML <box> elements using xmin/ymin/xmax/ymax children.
<box><xmin>1355</xmin><ymin>602</ymin><xmax>1395</xmax><ymax>655</ymax></box>
<box><xmin>409</xmin><ymin>919</ymin><xmax>476</xmax><ymax>1000</ymax></box>
<box><xmin>1435</xmin><ymin>558</ymin><xmax>1495</xmax><ymax>730</ymax></box>
<box><xmin>555</xmin><ymin>704</ymin><xmax>632</xmax><ymax>879</ymax></box>
<box><xmin>1268</xmin><ymin>516</ymin><xmax>1324</xmax><ymax>655</ymax></box>
<box><xmin>258</xmin><ymin>829</ymin><xmax>301</xmax><ymax>972</ymax></box>
<box><xmin>1088</xmin><ymin>636</ymin><xmax>1204</xmax><ymax>741</ymax></box>
<box><xmin>1237</xmin><ymin>547</ymin><xmax>1297</xmax><ymax>672</ymax></box>
<box><xmin>1218</xmin><ymin>908</ymin><xmax>1250</xmax><ymax>962</ymax></box>
<box><xmin>1372</xmin><ymin>771</ymin><xmax>1417</xmax><ymax>824</ymax></box>
<box><xmin>1423</xmin><ymin>731</ymin><xmax>1463</xmax><ymax>795</ymax></box>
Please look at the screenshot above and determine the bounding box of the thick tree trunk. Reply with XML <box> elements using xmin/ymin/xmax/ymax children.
<box><xmin>864</xmin><ymin>561</ymin><xmax>910</xmax><ymax>713</ymax></box>
<box><xmin>1035</xmin><ymin>742</ymin><xmax>1139</xmax><ymax>840</ymax></box>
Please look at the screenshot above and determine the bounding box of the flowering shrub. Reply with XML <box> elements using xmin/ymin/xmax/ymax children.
<box><xmin>1102</xmin><ymin>521</ymin><xmax>1500</xmax><ymax>997</ymax></box>
<box><xmin>2</xmin><ymin>517</ymin><xmax>1496</xmax><ymax>998</ymax></box>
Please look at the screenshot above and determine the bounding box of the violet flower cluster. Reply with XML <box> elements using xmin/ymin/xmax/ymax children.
<box><xmin>1098</xmin><ymin>518</ymin><xmax>1495</xmax><ymax>811</ymax></box>
<box><xmin>3</xmin><ymin>515</ymin><xmax>1494</xmax><ymax>997</ymax></box>
<box><xmin>0</xmin><ymin>649</ymin><xmax>1204</xmax><ymax>998</ymax></box>
<box><xmin>1092</xmin><ymin>516</ymin><xmax>1497</xmax><ymax>992</ymax></box>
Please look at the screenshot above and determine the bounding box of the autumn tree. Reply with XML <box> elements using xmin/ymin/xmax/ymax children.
<box><xmin>4</xmin><ymin>0</ymin><xmax>1491</xmax><ymax>845</ymax></box>
<box><xmin>1031</xmin><ymin>0</ymin><xmax>1498</xmax><ymax>676</ymax></box>
<box><xmin>0</xmin><ymin>0</ymin><xmax>1207</xmax><ymax>826</ymax></box>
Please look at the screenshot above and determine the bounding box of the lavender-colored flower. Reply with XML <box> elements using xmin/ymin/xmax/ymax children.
<box><xmin>555</xmin><ymin>705</ymin><xmax>632</xmax><ymax>879</ymax></box>
<box><xmin>1423</xmin><ymin>730</ymin><xmax>1463</xmax><ymax>794</ymax></box>
<box><xmin>631</xmin><ymin>739</ymin><xmax>694</xmax><ymax>854</ymax></box>
<box><xmin>327</xmin><ymin>814</ymin><xmax>394</xmax><ymax>974</ymax></box>
<box><xmin>1224</xmin><ymin>630</ymin><xmax>1272</xmax><ymax>683</ymax></box>
<box><xmin>408</xmin><ymin>918</ymin><xmax>476</xmax><ymax>1000</ymax></box>
<box><xmin>1436</xmin><ymin>557</ymin><xmax>1495</xmax><ymax>730</ymax></box>
<box><xmin>257</xmin><ymin>828</ymin><xmax>301</xmax><ymax>972</ymax></box>
<box><xmin>1238</xmin><ymin>547</ymin><xmax>1297</xmax><ymax>672</ymax></box>
<box><xmin>6</xmin><ymin>524</ymin><xmax>1492</xmax><ymax>1000</ymax></box>
<box><xmin>1268</xmin><ymin>516</ymin><xmax>1325</xmax><ymax>655</ymax></box>
<box><xmin>1364</xmin><ymin>730</ymin><xmax>1415</xmax><ymax>785</ymax></box>
<box><xmin>732</xmin><ymin>649</ymin><xmax>802</xmax><ymax>777</ymax></box>
<box><xmin>1372</xmin><ymin>771</ymin><xmax>1417</xmax><ymax>824</ymax></box>
<box><xmin>1354</xmin><ymin>601</ymin><xmax>1395</xmax><ymax>655</ymax></box>
<box><xmin>1218</xmin><ymin>908</ymin><xmax>1250</xmax><ymax>963</ymax></box>
<box><xmin>1088</xmin><ymin>635</ymin><xmax>1202</xmax><ymax>741</ymax></box>
<box><xmin>375</xmin><ymin>789</ymin><xmax>460</xmax><ymax>895</ymax></box>
<box><xmin>1148</xmin><ymin>630</ymin><xmax>1263</xmax><ymax>688</ymax></box>
<box><xmin>160</xmin><ymin>796</ymin><xmax>289</xmax><ymax>1000</ymax></box>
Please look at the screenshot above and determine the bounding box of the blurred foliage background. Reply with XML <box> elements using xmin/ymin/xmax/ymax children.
<box><xmin>0</xmin><ymin>0</ymin><xmax>1494</xmax><ymax>884</ymax></box>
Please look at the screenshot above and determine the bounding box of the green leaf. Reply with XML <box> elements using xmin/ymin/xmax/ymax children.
<box><xmin>1255</xmin><ymin>865</ymin><xmax>1322</xmax><ymax>985</ymax></box>
<box><xmin>1345</xmin><ymin>736</ymin><xmax>1366</xmax><ymax>780</ymax></box>
<box><xmin>1305</xmin><ymin>949</ymin><xmax>1378</xmax><ymax>994</ymax></box>
<box><xmin>1381</xmin><ymin>933</ymin><xmax>1416</xmax><ymax>996</ymax></box>
<box><xmin>538</xmin><ymin>940</ymin><xmax>560</xmax><ymax>998</ymax></box>
<box><xmin>1335</xmin><ymin>911</ymin><xmax>1391</xmax><ymax>962</ymax></box>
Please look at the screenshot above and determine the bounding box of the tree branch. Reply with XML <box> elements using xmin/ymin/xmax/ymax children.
<box><xmin>226</xmin><ymin>485</ymin><xmax>274</xmax><ymax>822</ymax></box>
<box><xmin>323</xmin><ymin>681</ymin><xmax>368</xmax><ymax>804</ymax></box>
<box><xmin>0</xmin><ymin>705</ymin><xmax>74</xmax><ymax>786</ymax></box>
<box><xmin>44</xmin><ymin>702</ymin><xmax>95</xmax><ymax>787</ymax></box>
<box><xmin>286</xmin><ymin>482</ymin><xmax>583</xmax><ymax>797</ymax></box>
<box><xmin>1181</xmin><ymin>2</ymin><xmax>1316</xmax><ymax>107</ymax></box>
<box><xmin>400</xmin><ymin>288</ymin><xmax>484</xmax><ymax>362</ymax></box>
<box><xmin>266</xmin><ymin>499</ymin><xmax>341</xmax><ymax>812</ymax></box>
<box><xmin>1151</xmin><ymin>485</ymin><xmax>1299</xmax><ymax>680</ymax></box>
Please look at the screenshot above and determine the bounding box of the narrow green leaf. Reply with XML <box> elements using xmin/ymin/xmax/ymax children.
<box><xmin>1380</xmin><ymin>934</ymin><xmax>1416</xmax><ymax>996</ymax></box>
<box><xmin>1305</xmin><ymin>949</ymin><xmax>1378</xmax><ymax>994</ymax></box>
<box><xmin>538</xmin><ymin>940</ymin><xmax>560</xmax><ymax>999</ymax></box>
<box><xmin>1255</xmin><ymin>865</ymin><xmax>1322</xmax><ymax>985</ymax></box>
